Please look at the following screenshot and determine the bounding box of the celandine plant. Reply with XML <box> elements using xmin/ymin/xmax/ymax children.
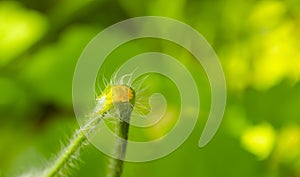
<box><xmin>23</xmin><ymin>74</ymin><xmax>144</xmax><ymax>177</ymax></box>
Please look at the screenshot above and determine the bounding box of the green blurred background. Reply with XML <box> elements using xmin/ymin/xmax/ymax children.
<box><xmin>1</xmin><ymin>0</ymin><xmax>300</xmax><ymax>176</ymax></box>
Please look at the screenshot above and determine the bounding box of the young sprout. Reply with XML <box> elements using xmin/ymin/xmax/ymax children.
<box><xmin>42</xmin><ymin>77</ymin><xmax>136</xmax><ymax>177</ymax></box>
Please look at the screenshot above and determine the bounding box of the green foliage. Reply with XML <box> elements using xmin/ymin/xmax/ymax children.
<box><xmin>1</xmin><ymin>0</ymin><xmax>300</xmax><ymax>177</ymax></box>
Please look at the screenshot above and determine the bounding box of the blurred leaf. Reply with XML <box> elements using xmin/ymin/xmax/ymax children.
<box><xmin>19</xmin><ymin>25</ymin><xmax>99</xmax><ymax>108</ymax></box>
<box><xmin>241</xmin><ymin>123</ymin><xmax>276</xmax><ymax>160</ymax></box>
<box><xmin>0</xmin><ymin>1</ymin><xmax>47</xmax><ymax>65</ymax></box>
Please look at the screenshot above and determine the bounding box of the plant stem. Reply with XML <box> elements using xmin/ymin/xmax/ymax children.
<box><xmin>106</xmin><ymin>102</ymin><xmax>134</xmax><ymax>177</ymax></box>
<box><xmin>44</xmin><ymin>116</ymin><xmax>102</xmax><ymax>177</ymax></box>
<box><xmin>45</xmin><ymin>130</ymin><xmax>87</xmax><ymax>177</ymax></box>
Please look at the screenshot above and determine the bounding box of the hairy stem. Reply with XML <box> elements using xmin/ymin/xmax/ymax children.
<box><xmin>44</xmin><ymin>116</ymin><xmax>102</xmax><ymax>177</ymax></box>
<box><xmin>45</xmin><ymin>131</ymin><xmax>87</xmax><ymax>177</ymax></box>
<box><xmin>106</xmin><ymin>102</ymin><xmax>134</xmax><ymax>177</ymax></box>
